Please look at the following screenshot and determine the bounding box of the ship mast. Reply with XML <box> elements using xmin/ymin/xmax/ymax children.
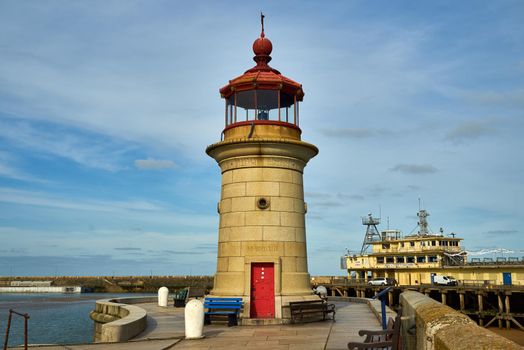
<box><xmin>360</xmin><ymin>213</ymin><xmax>381</xmax><ymax>254</ymax></box>
<box><xmin>417</xmin><ymin>209</ymin><xmax>430</xmax><ymax>235</ymax></box>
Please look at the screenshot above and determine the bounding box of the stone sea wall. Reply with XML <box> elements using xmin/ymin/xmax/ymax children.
<box><xmin>400</xmin><ymin>290</ymin><xmax>522</xmax><ymax>350</ymax></box>
<box><xmin>89</xmin><ymin>297</ymin><xmax>154</xmax><ymax>342</ymax></box>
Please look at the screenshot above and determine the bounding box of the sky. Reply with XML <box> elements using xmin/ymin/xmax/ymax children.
<box><xmin>0</xmin><ymin>1</ymin><xmax>523</xmax><ymax>276</ymax></box>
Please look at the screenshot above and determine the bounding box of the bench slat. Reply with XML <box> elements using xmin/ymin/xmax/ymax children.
<box><xmin>204</xmin><ymin>305</ymin><xmax>242</xmax><ymax>309</ymax></box>
<box><xmin>204</xmin><ymin>297</ymin><xmax>244</xmax><ymax>327</ymax></box>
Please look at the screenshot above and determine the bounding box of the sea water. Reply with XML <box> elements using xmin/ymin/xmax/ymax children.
<box><xmin>0</xmin><ymin>293</ymin><xmax>154</xmax><ymax>347</ymax></box>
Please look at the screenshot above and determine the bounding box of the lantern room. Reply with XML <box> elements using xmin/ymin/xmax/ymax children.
<box><xmin>219</xmin><ymin>16</ymin><xmax>304</xmax><ymax>136</ymax></box>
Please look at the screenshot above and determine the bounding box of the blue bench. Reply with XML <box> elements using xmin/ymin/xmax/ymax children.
<box><xmin>204</xmin><ymin>297</ymin><xmax>243</xmax><ymax>326</ymax></box>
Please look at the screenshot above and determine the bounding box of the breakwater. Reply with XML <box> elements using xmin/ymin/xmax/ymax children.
<box><xmin>0</xmin><ymin>276</ymin><xmax>213</xmax><ymax>293</ymax></box>
<box><xmin>0</xmin><ymin>286</ymin><xmax>82</xmax><ymax>293</ymax></box>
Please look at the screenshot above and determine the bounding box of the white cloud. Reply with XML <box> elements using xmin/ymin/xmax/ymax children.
<box><xmin>134</xmin><ymin>158</ymin><xmax>176</xmax><ymax>170</ymax></box>
<box><xmin>0</xmin><ymin>118</ymin><xmax>133</xmax><ymax>171</ymax></box>
<box><xmin>0</xmin><ymin>151</ymin><xmax>46</xmax><ymax>183</ymax></box>
<box><xmin>0</xmin><ymin>187</ymin><xmax>164</xmax><ymax>212</ymax></box>
<box><xmin>390</xmin><ymin>164</ymin><xmax>438</xmax><ymax>175</ymax></box>
<box><xmin>444</xmin><ymin>120</ymin><xmax>495</xmax><ymax>144</ymax></box>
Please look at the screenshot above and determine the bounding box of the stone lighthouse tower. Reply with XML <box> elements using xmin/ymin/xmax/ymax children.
<box><xmin>206</xmin><ymin>15</ymin><xmax>318</xmax><ymax>321</ymax></box>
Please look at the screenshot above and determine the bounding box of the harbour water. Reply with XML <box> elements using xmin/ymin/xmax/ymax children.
<box><xmin>0</xmin><ymin>293</ymin><xmax>154</xmax><ymax>347</ymax></box>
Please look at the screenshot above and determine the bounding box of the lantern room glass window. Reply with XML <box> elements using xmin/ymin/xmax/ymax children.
<box><xmin>224</xmin><ymin>90</ymin><xmax>299</xmax><ymax>127</ymax></box>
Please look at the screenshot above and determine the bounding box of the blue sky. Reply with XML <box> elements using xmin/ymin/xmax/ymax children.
<box><xmin>1</xmin><ymin>1</ymin><xmax>523</xmax><ymax>276</ymax></box>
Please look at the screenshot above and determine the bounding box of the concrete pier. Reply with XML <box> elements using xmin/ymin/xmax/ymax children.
<box><xmin>8</xmin><ymin>299</ymin><xmax>380</xmax><ymax>350</ymax></box>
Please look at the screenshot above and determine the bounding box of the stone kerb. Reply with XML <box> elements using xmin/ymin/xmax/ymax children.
<box><xmin>90</xmin><ymin>297</ymin><xmax>151</xmax><ymax>342</ymax></box>
<box><xmin>400</xmin><ymin>290</ymin><xmax>522</xmax><ymax>350</ymax></box>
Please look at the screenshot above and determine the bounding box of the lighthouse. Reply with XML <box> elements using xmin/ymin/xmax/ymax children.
<box><xmin>206</xmin><ymin>15</ymin><xmax>319</xmax><ymax>322</ymax></box>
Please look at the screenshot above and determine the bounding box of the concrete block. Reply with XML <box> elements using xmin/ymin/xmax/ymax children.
<box><xmin>218</xmin><ymin>242</ymin><xmax>241</xmax><ymax>257</ymax></box>
<box><xmin>220</xmin><ymin>198</ymin><xmax>232</xmax><ymax>213</ymax></box>
<box><xmin>296</xmin><ymin>257</ymin><xmax>308</xmax><ymax>272</ymax></box>
<box><xmin>270</xmin><ymin>197</ymin><xmax>294</xmax><ymax>212</ymax></box>
<box><xmin>231</xmin><ymin>196</ymin><xmax>256</xmax><ymax>212</ymax></box>
<box><xmin>281</xmin><ymin>272</ymin><xmax>313</xmax><ymax>294</ymax></box>
<box><xmin>212</xmin><ymin>272</ymin><xmax>245</xmax><ymax>295</ymax></box>
<box><xmin>221</xmin><ymin>170</ymin><xmax>233</xmax><ymax>185</ymax></box>
<box><xmin>263</xmin><ymin>226</ymin><xmax>296</xmax><ymax>241</ymax></box>
<box><xmin>284</xmin><ymin>242</ymin><xmax>307</xmax><ymax>257</ymax></box>
<box><xmin>279</xmin><ymin>183</ymin><xmax>303</xmax><ymax>198</ymax></box>
<box><xmin>229</xmin><ymin>226</ymin><xmax>263</xmax><ymax>241</ymax></box>
<box><xmin>262</xmin><ymin>168</ymin><xmax>293</xmax><ymax>183</ymax></box>
<box><xmin>228</xmin><ymin>257</ymin><xmax>245</xmax><ymax>272</ymax></box>
<box><xmin>281</xmin><ymin>256</ymin><xmax>297</xmax><ymax>272</ymax></box>
<box><xmin>246</xmin><ymin>181</ymin><xmax>280</xmax><ymax>196</ymax></box>
<box><xmin>217</xmin><ymin>257</ymin><xmax>229</xmax><ymax>272</ymax></box>
<box><xmin>291</xmin><ymin>171</ymin><xmax>303</xmax><ymax>185</ymax></box>
<box><xmin>233</xmin><ymin>168</ymin><xmax>264</xmax><ymax>182</ymax></box>
<box><xmin>281</xmin><ymin>212</ymin><xmax>305</xmax><ymax>228</ymax></box>
<box><xmin>295</xmin><ymin>228</ymin><xmax>306</xmax><ymax>242</ymax></box>
<box><xmin>222</xmin><ymin>182</ymin><xmax>246</xmax><ymax>198</ymax></box>
<box><xmin>218</xmin><ymin>227</ymin><xmax>230</xmax><ymax>242</ymax></box>
<box><xmin>220</xmin><ymin>212</ymin><xmax>245</xmax><ymax>227</ymax></box>
<box><xmin>245</xmin><ymin>211</ymin><xmax>280</xmax><ymax>226</ymax></box>
<box><xmin>293</xmin><ymin>199</ymin><xmax>306</xmax><ymax>213</ymax></box>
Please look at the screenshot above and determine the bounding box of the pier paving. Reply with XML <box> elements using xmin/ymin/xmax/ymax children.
<box><xmin>8</xmin><ymin>300</ymin><xmax>381</xmax><ymax>350</ymax></box>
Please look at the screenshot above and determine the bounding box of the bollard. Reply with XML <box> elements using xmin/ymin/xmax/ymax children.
<box><xmin>185</xmin><ymin>299</ymin><xmax>204</xmax><ymax>339</ymax></box>
<box><xmin>158</xmin><ymin>286</ymin><xmax>169</xmax><ymax>307</ymax></box>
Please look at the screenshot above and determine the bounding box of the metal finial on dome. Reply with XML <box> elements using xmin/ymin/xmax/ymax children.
<box><xmin>252</xmin><ymin>12</ymin><xmax>273</xmax><ymax>66</ymax></box>
<box><xmin>261</xmin><ymin>12</ymin><xmax>265</xmax><ymax>38</ymax></box>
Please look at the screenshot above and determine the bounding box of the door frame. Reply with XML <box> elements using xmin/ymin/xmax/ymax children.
<box><xmin>250</xmin><ymin>262</ymin><xmax>275</xmax><ymax>318</ymax></box>
<box><xmin>244</xmin><ymin>256</ymin><xmax>282</xmax><ymax>318</ymax></box>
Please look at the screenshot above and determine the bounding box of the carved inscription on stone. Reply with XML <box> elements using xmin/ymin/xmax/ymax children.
<box><xmin>243</xmin><ymin>242</ymin><xmax>281</xmax><ymax>256</ymax></box>
<box><xmin>220</xmin><ymin>156</ymin><xmax>304</xmax><ymax>172</ymax></box>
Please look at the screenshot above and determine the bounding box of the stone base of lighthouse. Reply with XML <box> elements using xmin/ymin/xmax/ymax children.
<box><xmin>206</xmin><ymin>134</ymin><xmax>319</xmax><ymax>322</ymax></box>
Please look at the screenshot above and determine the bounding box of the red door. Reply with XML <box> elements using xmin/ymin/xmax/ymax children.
<box><xmin>250</xmin><ymin>263</ymin><xmax>275</xmax><ymax>318</ymax></box>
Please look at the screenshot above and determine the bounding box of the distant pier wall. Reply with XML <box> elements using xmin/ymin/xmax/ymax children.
<box><xmin>0</xmin><ymin>275</ymin><xmax>213</xmax><ymax>293</ymax></box>
<box><xmin>400</xmin><ymin>290</ymin><xmax>521</xmax><ymax>350</ymax></box>
<box><xmin>0</xmin><ymin>286</ymin><xmax>82</xmax><ymax>293</ymax></box>
<box><xmin>89</xmin><ymin>297</ymin><xmax>153</xmax><ymax>342</ymax></box>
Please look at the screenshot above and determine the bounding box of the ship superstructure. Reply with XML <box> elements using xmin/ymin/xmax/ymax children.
<box><xmin>342</xmin><ymin>209</ymin><xmax>523</xmax><ymax>286</ymax></box>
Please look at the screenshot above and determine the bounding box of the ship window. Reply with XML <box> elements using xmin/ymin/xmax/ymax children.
<box><xmin>428</xmin><ymin>256</ymin><xmax>438</xmax><ymax>263</ymax></box>
<box><xmin>386</xmin><ymin>257</ymin><xmax>394</xmax><ymax>263</ymax></box>
<box><xmin>396</xmin><ymin>256</ymin><xmax>405</xmax><ymax>263</ymax></box>
<box><xmin>400</xmin><ymin>242</ymin><xmax>404</xmax><ymax>247</ymax></box>
<box><xmin>407</xmin><ymin>256</ymin><xmax>415</xmax><ymax>263</ymax></box>
<box><xmin>382</xmin><ymin>244</ymin><xmax>390</xmax><ymax>249</ymax></box>
<box><xmin>376</xmin><ymin>257</ymin><xmax>384</xmax><ymax>264</ymax></box>
<box><xmin>417</xmin><ymin>256</ymin><xmax>426</xmax><ymax>263</ymax></box>
<box><xmin>431</xmin><ymin>241</ymin><xmax>436</xmax><ymax>246</ymax></box>
<box><xmin>410</xmin><ymin>241</ymin><xmax>415</xmax><ymax>247</ymax></box>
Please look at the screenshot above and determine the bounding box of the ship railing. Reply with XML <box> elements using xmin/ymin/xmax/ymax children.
<box><xmin>468</xmin><ymin>257</ymin><xmax>522</xmax><ymax>266</ymax></box>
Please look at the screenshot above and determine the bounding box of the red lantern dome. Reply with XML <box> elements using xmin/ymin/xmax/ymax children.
<box><xmin>220</xmin><ymin>14</ymin><xmax>304</xmax><ymax>132</ymax></box>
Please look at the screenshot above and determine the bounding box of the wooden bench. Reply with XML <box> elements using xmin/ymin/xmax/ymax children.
<box><xmin>347</xmin><ymin>307</ymin><xmax>402</xmax><ymax>350</ymax></box>
<box><xmin>204</xmin><ymin>297</ymin><xmax>243</xmax><ymax>327</ymax></box>
<box><xmin>289</xmin><ymin>300</ymin><xmax>336</xmax><ymax>323</ymax></box>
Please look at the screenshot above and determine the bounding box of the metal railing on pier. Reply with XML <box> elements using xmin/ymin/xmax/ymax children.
<box><xmin>3</xmin><ymin>309</ymin><xmax>29</xmax><ymax>350</ymax></box>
